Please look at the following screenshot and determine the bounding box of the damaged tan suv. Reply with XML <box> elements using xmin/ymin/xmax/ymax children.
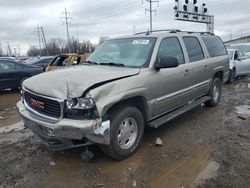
<box><xmin>17</xmin><ymin>30</ymin><xmax>229</xmax><ymax>160</ymax></box>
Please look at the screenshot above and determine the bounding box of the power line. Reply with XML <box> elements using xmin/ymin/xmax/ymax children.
<box><xmin>143</xmin><ymin>0</ymin><xmax>159</xmax><ymax>33</ymax></box>
<box><xmin>61</xmin><ymin>8</ymin><xmax>72</xmax><ymax>53</ymax></box>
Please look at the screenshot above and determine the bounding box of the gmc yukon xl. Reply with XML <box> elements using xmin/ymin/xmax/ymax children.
<box><xmin>17</xmin><ymin>30</ymin><xmax>229</xmax><ymax>160</ymax></box>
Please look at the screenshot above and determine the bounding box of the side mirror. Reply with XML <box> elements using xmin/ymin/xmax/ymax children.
<box><xmin>155</xmin><ymin>57</ymin><xmax>179</xmax><ymax>70</ymax></box>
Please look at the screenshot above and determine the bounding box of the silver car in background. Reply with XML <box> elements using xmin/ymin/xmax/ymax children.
<box><xmin>227</xmin><ymin>49</ymin><xmax>250</xmax><ymax>83</ymax></box>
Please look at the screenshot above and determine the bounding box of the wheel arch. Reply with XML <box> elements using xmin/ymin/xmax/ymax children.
<box><xmin>104</xmin><ymin>96</ymin><xmax>149</xmax><ymax>122</ymax></box>
<box><xmin>213</xmin><ymin>70</ymin><xmax>224</xmax><ymax>82</ymax></box>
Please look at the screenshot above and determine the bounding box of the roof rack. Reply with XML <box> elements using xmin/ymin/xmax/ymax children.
<box><xmin>134</xmin><ymin>29</ymin><xmax>214</xmax><ymax>35</ymax></box>
<box><xmin>135</xmin><ymin>29</ymin><xmax>181</xmax><ymax>35</ymax></box>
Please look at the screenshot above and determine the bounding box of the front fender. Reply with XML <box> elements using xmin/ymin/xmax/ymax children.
<box><xmin>92</xmin><ymin>87</ymin><xmax>149</xmax><ymax>118</ymax></box>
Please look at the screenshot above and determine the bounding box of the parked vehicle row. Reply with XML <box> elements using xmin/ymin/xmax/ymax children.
<box><xmin>26</xmin><ymin>56</ymin><xmax>54</xmax><ymax>71</ymax></box>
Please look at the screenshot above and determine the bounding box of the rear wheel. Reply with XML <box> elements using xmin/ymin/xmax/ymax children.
<box><xmin>100</xmin><ymin>106</ymin><xmax>144</xmax><ymax>160</ymax></box>
<box><xmin>205</xmin><ymin>78</ymin><xmax>222</xmax><ymax>107</ymax></box>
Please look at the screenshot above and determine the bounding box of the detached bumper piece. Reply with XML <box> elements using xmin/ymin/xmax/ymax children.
<box><xmin>17</xmin><ymin>101</ymin><xmax>110</xmax><ymax>151</ymax></box>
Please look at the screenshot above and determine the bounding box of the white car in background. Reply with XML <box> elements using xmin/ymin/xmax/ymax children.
<box><xmin>227</xmin><ymin>49</ymin><xmax>250</xmax><ymax>83</ymax></box>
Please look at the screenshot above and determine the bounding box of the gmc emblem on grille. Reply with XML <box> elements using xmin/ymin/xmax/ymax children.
<box><xmin>31</xmin><ymin>99</ymin><xmax>45</xmax><ymax>109</ymax></box>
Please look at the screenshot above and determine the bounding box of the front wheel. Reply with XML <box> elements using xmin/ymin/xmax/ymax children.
<box><xmin>100</xmin><ymin>106</ymin><xmax>144</xmax><ymax>160</ymax></box>
<box><xmin>205</xmin><ymin>78</ymin><xmax>222</xmax><ymax>107</ymax></box>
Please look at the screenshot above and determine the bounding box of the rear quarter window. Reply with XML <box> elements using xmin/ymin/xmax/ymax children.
<box><xmin>202</xmin><ymin>36</ymin><xmax>227</xmax><ymax>57</ymax></box>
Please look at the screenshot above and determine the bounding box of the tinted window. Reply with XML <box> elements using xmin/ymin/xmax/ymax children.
<box><xmin>183</xmin><ymin>37</ymin><xmax>204</xmax><ymax>62</ymax></box>
<box><xmin>0</xmin><ymin>61</ymin><xmax>16</xmax><ymax>71</ymax></box>
<box><xmin>157</xmin><ymin>37</ymin><xmax>185</xmax><ymax>65</ymax></box>
<box><xmin>202</xmin><ymin>36</ymin><xmax>227</xmax><ymax>57</ymax></box>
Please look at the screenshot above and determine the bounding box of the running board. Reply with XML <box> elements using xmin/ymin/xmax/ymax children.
<box><xmin>148</xmin><ymin>96</ymin><xmax>211</xmax><ymax>129</ymax></box>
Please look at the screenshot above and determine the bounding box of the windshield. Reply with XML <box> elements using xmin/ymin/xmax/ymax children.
<box><xmin>87</xmin><ymin>38</ymin><xmax>156</xmax><ymax>68</ymax></box>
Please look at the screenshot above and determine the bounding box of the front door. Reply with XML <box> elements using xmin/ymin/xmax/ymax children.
<box><xmin>152</xmin><ymin>37</ymin><xmax>193</xmax><ymax>116</ymax></box>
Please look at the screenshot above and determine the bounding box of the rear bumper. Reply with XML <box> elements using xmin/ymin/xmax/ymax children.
<box><xmin>17</xmin><ymin>101</ymin><xmax>110</xmax><ymax>151</ymax></box>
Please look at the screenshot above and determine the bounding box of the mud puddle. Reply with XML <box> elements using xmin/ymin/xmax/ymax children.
<box><xmin>150</xmin><ymin>146</ymin><xmax>217</xmax><ymax>188</ymax></box>
<box><xmin>0</xmin><ymin>91</ymin><xmax>21</xmax><ymax>127</ymax></box>
<box><xmin>236</xmin><ymin>105</ymin><xmax>250</xmax><ymax>117</ymax></box>
<box><xmin>43</xmin><ymin>144</ymin><xmax>147</xmax><ymax>188</ymax></box>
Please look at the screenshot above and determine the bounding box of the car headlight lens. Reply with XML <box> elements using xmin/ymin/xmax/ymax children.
<box><xmin>66</xmin><ymin>98</ymin><xmax>95</xmax><ymax>110</ymax></box>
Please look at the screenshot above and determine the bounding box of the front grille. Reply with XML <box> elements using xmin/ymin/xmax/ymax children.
<box><xmin>24</xmin><ymin>90</ymin><xmax>62</xmax><ymax>119</ymax></box>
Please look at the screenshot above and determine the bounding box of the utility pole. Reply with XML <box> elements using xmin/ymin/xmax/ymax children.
<box><xmin>40</xmin><ymin>26</ymin><xmax>48</xmax><ymax>55</ymax></box>
<box><xmin>143</xmin><ymin>0</ymin><xmax>159</xmax><ymax>33</ymax></box>
<box><xmin>61</xmin><ymin>8</ymin><xmax>72</xmax><ymax>53</ymax></box>
<box><xmin>0</xmin><ymin>42</ymin><xmax>3</xmax><ymax>57</ymax></box>
<box><xmin>17</xmin><ymin>44</ymin><xmax>21</xmax><ymax>57</ymax></box>
<box><xmin>7</xmin><ymin>42</ymin><xmax>12</xmax><ymax>56</ymax></box>
<box><xmin>37</xmin><ymin>25</ymin><xmax>42</xmax><ymax>56</ymax></box>
<box><xmin>76</xmin><ymin>24</ymin><xmax>79</xmax><ymax>43</ymax></box>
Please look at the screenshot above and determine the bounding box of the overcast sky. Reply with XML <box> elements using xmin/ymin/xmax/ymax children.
<box><xmin>0</xmin><ymin>0</ymin><xmax>250</xmax><ymax>55</ymax></box>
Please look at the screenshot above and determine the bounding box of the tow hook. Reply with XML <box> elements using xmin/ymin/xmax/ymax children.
<box><xmin>80</xmin><ymin>146</ymin><xmax>95</xmax><ymax>162</ymax></box>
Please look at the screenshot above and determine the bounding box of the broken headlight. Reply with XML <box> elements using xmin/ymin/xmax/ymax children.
<box><xmin>64</xmin><ymin>98</ymin><xmax>98</xmax><ymax>120</ymax></box>
<box><xmin>65</xmin><ymin>98</ymin><xmax>95</xmax><ymax>110</ymax></box>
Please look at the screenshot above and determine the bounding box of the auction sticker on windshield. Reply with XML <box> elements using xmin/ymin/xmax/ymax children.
<box><xmin>132</xmin><ymin>40</ymin><xmax>150</xmax><ymax>45</ymax></box>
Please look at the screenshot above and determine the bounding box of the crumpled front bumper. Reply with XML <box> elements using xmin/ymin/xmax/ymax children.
<box><xmin>17</xmin><ymin>101</ymin><xmax>110</xmax><ymax>151</ymax></box>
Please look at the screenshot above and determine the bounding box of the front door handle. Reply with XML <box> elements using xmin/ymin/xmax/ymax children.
<box><xmin>184</xmin><ymin>69</ymin><xmax>189</xmax><ymax>76</ymax></box>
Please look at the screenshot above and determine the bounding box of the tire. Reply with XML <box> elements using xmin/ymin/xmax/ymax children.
<box><xmin>205</xmin><ymin>78</ymin><xmax>222</xmax><ymax>107</ymax></box>
<box><xmin>100</xmin><ymin>106</ymin><xmax>144</xmax><ymax>160</ymax></box>
<box><xmin>227</xmin><ymin>69</ymin><xmax>236</xmax><ymax>84</ymax></box>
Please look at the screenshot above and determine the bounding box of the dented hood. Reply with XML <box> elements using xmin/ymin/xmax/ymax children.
<box><xmin>23</xmin><ymin>65</ymin><xmax>140</xmax><ymax>99</ymax></box>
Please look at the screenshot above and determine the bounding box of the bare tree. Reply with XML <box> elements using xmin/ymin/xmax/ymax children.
<box><xmin>27</xmin><ymin>37</ymin><xmax>98</xmax><ymax>56</ymax></box>
<box><xmin>98</xmin><ymin>36</ymin><xmax>109</xmax><ymax>45</ymax></box>
<box><xmin>27</xmin><ymin>46</ymin><xmax>40</xmax><ymax>56</ymax></box>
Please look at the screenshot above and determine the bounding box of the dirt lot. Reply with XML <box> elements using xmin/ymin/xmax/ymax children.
<box><xmin>0</xmin><ymin>78</ymin><xmax>250</xmax><ymax>188</ymax></box>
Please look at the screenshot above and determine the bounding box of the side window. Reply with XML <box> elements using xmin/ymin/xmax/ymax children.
<box><xmin>51</xmin><ymin>57</ymin><xmax>68</xmax><ymax>66</ymax></box>
<box><xmin>183</xmin><ymin>37</ymin><xmax>204</xmax><ymax>62</ymax></box>
<box><xmin>0</xmin><ymin>62</ymin><xmax>16</xmax><ymax>71</ymax></box>
<box><xmin>157</xmin><ymin>37</ymin><xmax>185</xmax><ymax>65</ymax></box>
<box><xmin>202</xmin><ymin>36</ymin><xmax>227</xmax><ymax>57</ymax></box>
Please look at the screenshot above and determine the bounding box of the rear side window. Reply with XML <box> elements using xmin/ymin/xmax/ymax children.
<box><xmin>183</xmin><ymin>37</ymin><xmax>204</xmax><ymax>62</ymax></box>
<box><xmin>157</xmin><ymin>37</ymin><xmax>185</xmax><ymax>65</ymax></box>
<box><xmin>202</xmin><ymin>36</ymin><xmax>227</xmax><ymax>57</ymax></box>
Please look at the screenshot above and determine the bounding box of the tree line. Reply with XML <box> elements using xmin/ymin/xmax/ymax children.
<box><xmin>27</xmin><ymin>36</ymin><xmax>108</xmax><ymax>57</ymax></box>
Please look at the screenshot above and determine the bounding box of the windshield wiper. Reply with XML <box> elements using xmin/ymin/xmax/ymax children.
<box><xmin>85</xmin><ymin>60</ymin><xmax>98</xmax><ymax>65</ymax></box>
<box><xmin>99</xmin><ymin>62</ymin><xmax>125</xmax><ymax>67</ymax></box>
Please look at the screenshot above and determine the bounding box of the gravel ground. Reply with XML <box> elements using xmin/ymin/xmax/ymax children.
<box><xmin>0</xmin><ymin>78</ymin><xmax>249</xmax><ymax>188</ymax></box>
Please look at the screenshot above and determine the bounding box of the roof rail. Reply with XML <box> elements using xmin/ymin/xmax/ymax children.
<box><xmin>134</xmin><ymin>29</ymin><xmax>214</xmax><ymax>35</ymax></box>
<box><xmin>134</xmin><ymin>29</ymin><xmax>181</xmax><ymax>35</ymax></box>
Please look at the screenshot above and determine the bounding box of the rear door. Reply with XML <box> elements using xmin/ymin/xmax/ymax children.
<box><xmin>182</xmin><ymin>36</ymin><xmax>210</xmax><ymax>98</ymax></box>
<box><xmin>153</xmin><ymin>37</ymin><xmax>194</xmax><ymax>116</ymax></box>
